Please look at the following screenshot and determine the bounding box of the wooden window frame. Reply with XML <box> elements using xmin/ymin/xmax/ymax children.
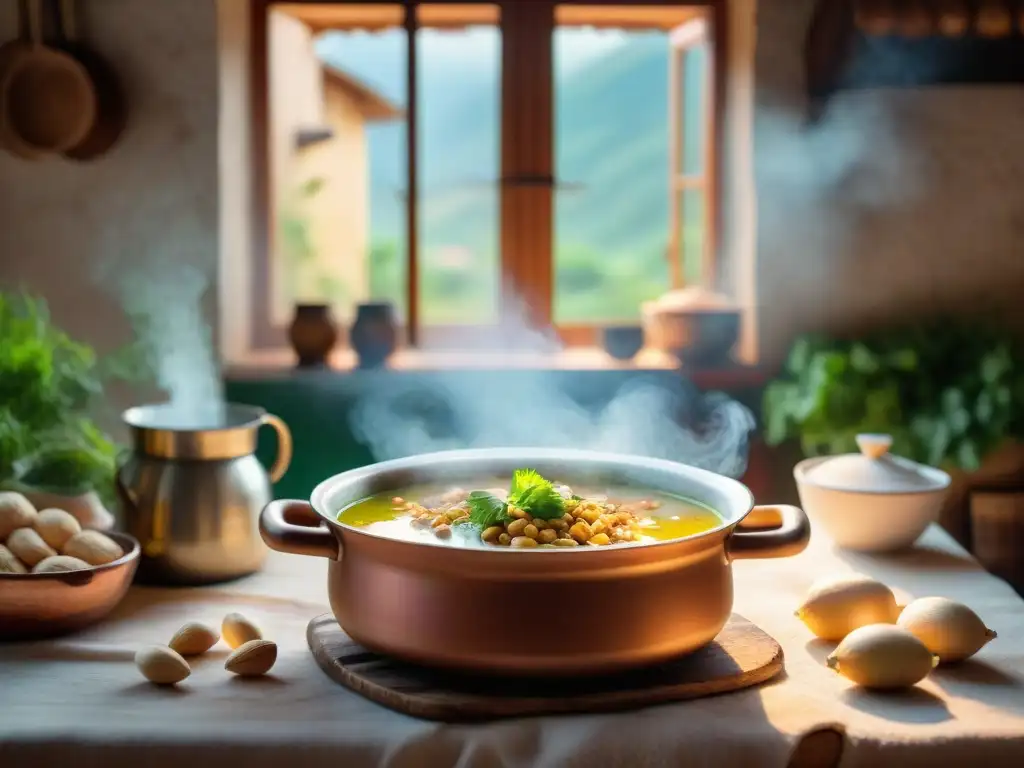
<box><xmin>249</xmin><ymin>0</ymin><xmax>728</xmax><ymax>353</ymax></box>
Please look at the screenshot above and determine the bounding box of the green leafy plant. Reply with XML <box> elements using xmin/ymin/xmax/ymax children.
<box><xmin>466</xmin><ymin>468</ymin><xmax>567</xmax><ymax>527</ymax></box>
<box><xmin>0</xmin><ymin>290</ymin><xmax>149</xmax><ymax>505</ymax></box>
<box><xmin>762</xmin><ymin>318</ymin><xmax>1024</xmax><ymax>472</ymax></box>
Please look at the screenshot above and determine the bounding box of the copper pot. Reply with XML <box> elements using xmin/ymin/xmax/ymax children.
<box><xmin>0</xmin><ymin>532</ymin><xmax>140</xmax><ymax>640</ymax></box>
<box><xmin>260</xmin><ymin>448</ymin><xmax>810</xmax><ymax>675</ymax></box>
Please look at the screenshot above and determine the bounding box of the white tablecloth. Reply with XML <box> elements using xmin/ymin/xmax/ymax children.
<box><xmin>2</xmin><ymin>525</ymin><xmax>1024</xmax><ymax>768</ymax></box>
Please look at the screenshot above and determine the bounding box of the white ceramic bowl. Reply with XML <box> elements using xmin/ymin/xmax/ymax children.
<box><xmin>794</xmin><ymin>454</ymin><xmax>951</xmax><ymax>553</ymax></box>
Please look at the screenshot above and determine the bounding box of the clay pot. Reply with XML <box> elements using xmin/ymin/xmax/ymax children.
<box><xmin>350</xmin><ymin>302</ymin><xmax>397</xmax><ymax>369</ymax></box>
<box><xmin>288</xmin><ymin>304</ymin><xmax>338</xmax><ymax>368</ymax></box>
<box><xmin>602</xmin><ymin>325</ymin><xmax>645</xmax><ymax>361</ymax></box>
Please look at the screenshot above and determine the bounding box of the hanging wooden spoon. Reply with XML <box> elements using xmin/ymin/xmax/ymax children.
<box><xmin>58</xmin><ymin>0</ymin><xmax>127</xmax><ymax>160</ymax></box>
<box><xmin>0</xmin><ymin>0</ymin><xmax>42</xmax><ymax>158</ymax></box>
<box><xmin>0</xmin><ymin>0</ymin><xmax>97</xmax><ymax>157</ymax></box>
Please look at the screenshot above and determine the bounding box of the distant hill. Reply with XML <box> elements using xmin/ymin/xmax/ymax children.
<box><xmin>316</xmin><ymin>30</ymin><xmax>707</xmax><ymax>319</ymax></box>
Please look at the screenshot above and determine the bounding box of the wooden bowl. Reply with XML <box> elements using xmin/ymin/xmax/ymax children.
<box><xmin>0</xmin><ymin>531</ymin><xmax>140</xmax><ymax>641</ymax></box>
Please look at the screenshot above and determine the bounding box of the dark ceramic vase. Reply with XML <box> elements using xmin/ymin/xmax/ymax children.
<box><xmin>288</xmin><ymin>304</ymin><xmax>338</xmax><ymax>368</ymax></box>
<box><xmin>602</xmin><ymin>325</ymin><xmax>645</xmax><ymax>361</ymax></box>
<box><xmin>350</xmin><ymin>302</ymin><xmax>397</xmax><ymax>369</ymax></box>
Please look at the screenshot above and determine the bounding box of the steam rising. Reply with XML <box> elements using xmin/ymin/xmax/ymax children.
<box><xmin>350</xmin><ymin>295</ymin><xmax>756</xmax><ymax>478</ymax></box>
<box><xmin>118</xmin><ymin>262</ymin><xmax>225</xmax><ymax>427</ymax></box>
<box><xmin>94</xmin><ymin>188</ymin><xmax>224</xmax><ymax>428</ymax></box>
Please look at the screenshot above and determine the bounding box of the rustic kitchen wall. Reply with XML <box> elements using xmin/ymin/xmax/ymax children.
<box><xmin>0</xmin><ymin>0</ymin><xmax>220</xmax><ymax>374</ymax></box>
<box><xmin>754</xmin><ymin>0</ymin><xmax>1024</xmax><ymax>364</ymax></box>
<box><xmin>0</xmin><ymin>0</ymin><xmax>1021</xmax><ymax>375</ymax></box>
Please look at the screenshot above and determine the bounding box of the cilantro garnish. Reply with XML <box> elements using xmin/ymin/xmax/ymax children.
<box><xmin>507</xmin><ymin>468</ymin><xmax>566</xmax><ymax>520</ymax></box>
<box><xmin>467</xmin><ymin>490</ymin><xmax>510</xmax><ymax>527</ymax></box>
<box><xmin>466</xmin><ymin>469</ymin><xmax>567</xmax><ymax>528</ymax></box>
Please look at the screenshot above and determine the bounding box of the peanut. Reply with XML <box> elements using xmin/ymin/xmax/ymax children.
<box><xmin>506</xmin><ymin>518</ymin><xmax>528</xmax><ymax>537</ymax></box>
<box><xmin>222</xmin><ymin>612</ymin><xmax>262</xmax><ymax>649</ymax></box>
<box><xmin>538</xmin><ymin>528</ymin><xmax>558</xmax><ymax>544</ymax></box>
<box><xmin>7</xmin><ymin>528</ymin><xmax>56</xmax><ymax>567</ymax></box>
<box><xmin>552</xmin><ymin>537</ymin><xmax>579</xmax><ymax>547</ymax></box>
<box><xmin>0</xmin><ymin>492</ymin><xmax>37</xmax><ymax>541</ymax></box>
<box><xmin>0</xmin><ymin>543</ymin><xmax>27</xmax><ymax>573</ymax></box>
<box><xmin>169</xmin><ymin>622</ymin><xmax>221</xmax><ymax>656</ymax></box>
<box><xmin>510</xmin><ymin>535</ymin><xmax>538</xmax><ymax>548</ymax></box>
<box><xmin>34</xmin><ymin>508</ymin><xmax>81</xmax><ymax>550</ymax></box>
<box><xmin>434</xmin><ymin>523</ymin><xmax>452</xmax><ymax>539</ymax></box>
<box><xmin>135</xmin><ymin>645</ymin><xmax>191</xmax><ymax>685</ymax></box>
<box><xmin>32</xmin><ymin>555</ymin><xmax>91</xmax><ymax>573</ymax></box>
<box><xmin>498</xmin><ymin>533</ymin><xmax>511</xmax><ymax>545</ymax></box>
<box><xmin>225</xmin><ymin>639</ymin><xmax>278</xmax><ymax>677</ymax></box>
<box><xmin>481</xmin><ymin>525</ymin><xmax>503</xmax><ymax>543</ymax></box>
<box><xmin>62</xmin><ymin>530</ymin><xmax>123</xmax><ymax>566</ymax></box>
<box><xmin>523</xmin><ymin>523</ymin><xmax>539</xmax><ymax>539</ymax></box>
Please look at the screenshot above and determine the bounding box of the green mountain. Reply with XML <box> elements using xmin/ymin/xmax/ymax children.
<box><xmin>317</xmin><ymin>32</ymin><xmax>707</xmax><ymax>322</ymax></box>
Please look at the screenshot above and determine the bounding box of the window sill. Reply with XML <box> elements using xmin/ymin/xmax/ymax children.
<box><xmin>224</xmin><ymin>347</ymin><xmax>771</xmax><ymax>390</ymax></box>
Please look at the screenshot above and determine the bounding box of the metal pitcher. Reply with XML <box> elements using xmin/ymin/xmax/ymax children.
<box><xmin>116</xmin><ymin>402</ymin><xmax>293</xmax><ymax>586</ymax></box>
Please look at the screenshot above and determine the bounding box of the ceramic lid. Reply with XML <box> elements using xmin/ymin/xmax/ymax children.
<box><xmin>802</xmin><ymin>434</ymin><xmax>949</xmax><ymax>493</ymax></box>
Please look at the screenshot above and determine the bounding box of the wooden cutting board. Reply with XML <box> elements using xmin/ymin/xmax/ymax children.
<box><xmin>307</xmin><ymin>613</ymin><xmax>784</xmax><ymax>722</ymax></box>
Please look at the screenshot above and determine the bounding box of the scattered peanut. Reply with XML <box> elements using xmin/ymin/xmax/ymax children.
<box><xmin>225</xmin><ymin>639</ymin><xmax>278</xmax><ymax>677</ymax></box>
<box><xmin>897</xmin><ymin>597</ymin><xmax>997</xmax><ymax>663</ymax></box>
<box><xmin>222</xmin><ymin>612</ymin><xmax>262</xmax><ymax>649</ymax></box>
<box><xmin>826</xmin><ymin>624</ymin><xmax>937</xmax><ymax>690</ymax></box>
<box><xmin>0</xmin><ymin>543</ymin><xmax>27</xmax><ymax>573</ymax></box>
<box><xmin>32</xmin><ymin>555</ymin><xmax>91</xmax><ymax>574</ymax></box>
<box><xmin>135</xmin><ymin>645</ymin><xmax>191</xmax><ymax>685</ymax></box>
<box><xmin>169</xmin><ymin>622</ymin><xmax>221</xmax><ymax>656</ymax></box>
<box><xmin>481</xmin><ymin>525</ymin><xmax>503</xmax><ymax>543</ymax></box>
<box><xmin>796</xmin><ymin>574</ymin><xmax>900</xmax><ymax>641</ymax></box>
<box><xmin>6</xmin><ymin>527</ymin><xmax>57</xmax><ymax>567</ymax></box>
<box><xmin>62</xmin><ymin>530</ymin><xmax>123</xmax><ymax>566</ymax></box>
<box><xmin>0</xmin><ymin>492</ymin><xmax>37</xmax><ymax>541</ymax></box>
<box><xmin>33</xmin><ymin>508</ymin><xmax>81</xmax><ymax>550</ymax></box>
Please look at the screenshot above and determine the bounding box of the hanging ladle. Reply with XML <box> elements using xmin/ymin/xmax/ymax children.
<box><xmin>58</xmin><ymin>0</ymin><xmax>128</xmax><ymax>161</ymax></box>
<box><xmin>0</xmin><ymin>0</ymin><xmax>97</xmax><ymax>157</ymax></box>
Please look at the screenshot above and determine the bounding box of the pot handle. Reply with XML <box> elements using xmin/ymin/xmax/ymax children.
<box><xmin>260</xmin><ymin>499</ymin><xmax>339</xmax><ymax>560</ymax></box>
<box><xmin>260</xmin><ymin>414</ymin><xmax>293</xmax><ymax>484</ymax></box>
<box><xmin>728</xmin><ymin>505</ymin><xmax>810</xmax><ymax>560</ymax></box>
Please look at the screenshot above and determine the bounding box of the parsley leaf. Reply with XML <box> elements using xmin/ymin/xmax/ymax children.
<box><xmin>516</xmin><ymin>483</ymin><xmax>566</xmax><ymax>520</ymax></box>
<box><xmin>510</xmin><ymin>468</ymin><xmax>545</xmax><ymax>500</ymax></box>
<box><xmin>467</xmin><ymin>490</ymin><xmax>510</xmax><ymax>527</ymax></box>
<box><xmin>507</xmin><ymin>468</ymin><xmax>566</xmax><ymax>520</ymax></box>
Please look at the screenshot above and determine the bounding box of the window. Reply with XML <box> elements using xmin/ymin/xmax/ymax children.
<box><xmin>250</xmin><ymin>1</ymin><xmax>723</xmax><ymax>352</ymax></box>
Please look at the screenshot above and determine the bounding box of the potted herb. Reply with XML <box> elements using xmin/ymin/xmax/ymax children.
<box><xmin>279</xmin><ymin>177</ymin><xmax>345</xmax><ymax>367</ymax></box>
<box><xmin>0</xmin><ymin>290</ymin><xmax>148</xmax><ymax>528</ymax></box>
<box><xmin>762</xmin><ymin>317</ymin><xmax>1024</xmax><ymax>544</ymax></box>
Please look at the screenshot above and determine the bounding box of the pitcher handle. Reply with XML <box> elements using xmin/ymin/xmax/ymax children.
<box><xmin>260</xmin><ymin>414</ymin><xmax>293</xmax><ymax>484</ymax></box>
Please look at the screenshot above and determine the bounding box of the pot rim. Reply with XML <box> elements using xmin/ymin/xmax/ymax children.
<box><xmin>793</xmin><ymin>455</ymin><xmax>952</xmax><ymax>496</ymax></box>
<box><xmin>309</xmin><ymin>447</ymin><xmax>756</xmax><ymax>555</ymax></box>
<box><xmin>122</xmin><ymin>402</ymin><xmax>267</xmax><ymax>433</ymax></box>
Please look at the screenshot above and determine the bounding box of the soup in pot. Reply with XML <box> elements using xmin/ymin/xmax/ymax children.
<box><xmin>337</xmin><ymin>468</ymin><xmax>722</xmax><ymax>549</ymax></box>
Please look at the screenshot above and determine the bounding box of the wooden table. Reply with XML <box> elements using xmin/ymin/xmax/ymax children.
<box><xmin>1</xmin><ymin>524</ymin><xmax>1023</xmax><ymax>768</ymax></box>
